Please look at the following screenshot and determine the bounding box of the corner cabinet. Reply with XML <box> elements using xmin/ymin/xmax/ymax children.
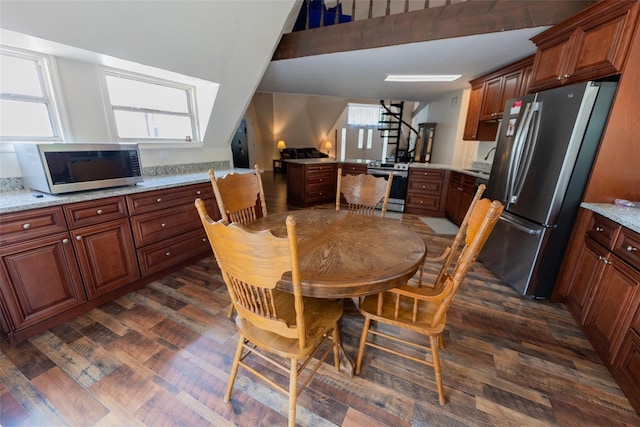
<box><xmin>554</xmin><ymin>209</ymin><xmax>640</xmax><ymax>413</ymax></box>
<box><xmin>463</xmin><ymin>55</ymin><xmax>534</xmax><ymax>141</ymax></box>
<box><xmin>529</xmin><ymin>0</ymin><xmax>640</xmax><ymax>92</ymax></box>
<box><xmin>444</xmin><ymin>172</ymin><xmax>476</xmax><ymax>226</ymax></box>
<box><xmin>287</xmin><ymin>162</ymin><xmax>337</xmax><ymax>207</ymax></box>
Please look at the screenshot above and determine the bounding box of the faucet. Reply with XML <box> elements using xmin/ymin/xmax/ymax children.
<box><xmin>484</xmin><ymin>146</ymin><xmax>497</xmax><ymax>161</ymax></box>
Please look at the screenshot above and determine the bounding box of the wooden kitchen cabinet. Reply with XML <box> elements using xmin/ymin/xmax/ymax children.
<box><xmin>64</xmin><ymin>197</ymin><xmax>139</xmax><ymax>299</ymax></box>
<box><xmin>614</xmin><ymin>307</ymin><xmax>640</xmax><ymax>414</ymax></box>
<box><xmin>286</xmin><ymin>162</ymin><xmax>337</xmax><ymax>207</ymax></box>
<box><xmin>0</xmin><ymin>180</ymin><xmax>221</xmax><ymax>344</ymax></box>
<box><xmin>463</xmin><ymin>55</ymin><xmax>533</xmax><ymax>141</ymax></box>
<box><xmin>445</xmin><ymin>172</ymin><xmax>476</xmax><ymax>226</ymax></box>
<box><xmin>555</xmin><ymin>209</ymin><xmax>640</xmax><ymax>412</ymax></box>
<box><xmin>405</xmin><ymin>168</ymin><xmax>448</xmax><ymax>216</ymax></box>
<box><xmin>0</xmin><ymin>207</ymin><xmax>86</xmax><ymax>342</ymax></box>
<box><xmin>127</xmin><ymin>182</ymin><xmax>219</xmax><ymax>277</ymax></box>
<box><xmin>529</xmin><ymin>0</ymin><xmax>639</xmax><ymax>92</ymax></box>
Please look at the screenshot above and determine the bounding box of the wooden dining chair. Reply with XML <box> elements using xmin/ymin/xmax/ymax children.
<box><xmin>336</xmin><ymin>167</ymin><xmax>394</xmax><ymax>217</ymax></box>
<box><xmin>209</xmin><ymin>164</ymin><xmax>267</xmax><ymax>317</ymax></box>
<box><xmin>419</xmin><ymin>183</ymin><xmax>486</xmax><ymax>287</ymax></box>
<box><xmin>209</xmin><ymin>164</ymin><xmax>267</xmax><ymax>224</ymax></box>
<box><xmin>355</xmin><ymin>198</ymin><xmax>504</xmax><ymax>405</ymax></box>
<box><xmin>194</xmin><ymin>199</ymin><xmax>343</xmax><ymax>427</ymax></box>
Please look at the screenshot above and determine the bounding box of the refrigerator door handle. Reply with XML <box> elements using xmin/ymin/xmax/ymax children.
<box><xmin>498</xmin><ymin>214</ymin><xmax>542</xmax><ymax>235</ymax></box>
<box><xmin>507</xmin><ymin>102</ymin><xmax>534</xmax><ymax>204</ymax></box>
<box><xmin>511</xmin><ymin>102</ymin><xmax>541</xmax><ymax>204</ymax></box>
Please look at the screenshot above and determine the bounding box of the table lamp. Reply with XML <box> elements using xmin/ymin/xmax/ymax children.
<box><xmin>324</xmin><ymin>141</ymin><xmax>332</xmax><ymax>156</ymax></box>
<box><xmin>277</xmin><ymin>140</ymin><xmax>286</xmax><ymax>152</ymax></box>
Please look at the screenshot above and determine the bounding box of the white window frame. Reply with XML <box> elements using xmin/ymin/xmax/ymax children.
<box><xmin>0</xmin><ymin>47</ymin><xmax>66</xmax><ymax>143</ymax></box>
<box><xmin>103</xmin><ymin>68</ymin><xmax>200</xmax><ymax>144</ymax></box>
<box><xmin>347</xmin><ymin>102</ymin><xmax>380</xmax><ymax>127</ymax></box>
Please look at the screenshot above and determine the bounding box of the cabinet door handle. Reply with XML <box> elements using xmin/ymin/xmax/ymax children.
<box><xmin>161</xmin><ymin>223</ymin><xmax>166</xmax><ymax>228</ymax></box>
<box><xmin>594</xmin><ymin>226</ymin><xmax>603</xmax><ymax>232</ymax></box>
<box><xmin>598</xmin><ymin>255</ymin><xmax>611</xmax><ymax>265</ymax></box>
<box><xmin>62</xmin><ymin>238</ymin><xmax>69</xmax><ymax>244</ymax></box>
<box><xmin>76</xmin><ymin>236</ymin><xmax>82</xmax><ymax>241</ymax></box>
<box><xmin>457</xmin><ymin>186</ymin><xmax>463</xmax><ymax>191</ymax></box>
<box><xmin>627</xmin><ymin>245</ymin><xmax>638</xmax><ymax>252</ymax></box>
<box><xmin>165</xmin><ymin>252</ymin><xmax>171</xmax><ymax>257</ymax></box>
<box><xmin>156</xmin><ymin>198</ymin><xmax>162</xmax><ymax>203</ymax></box>
<box><xmin>556</xmin><ymin>76</ymin><xmax>562</xmax><ymax>80</ymax></box>
<box><xmin>22</xmin><ymin>223</ymin><xmax>31</xmax><ymax>229</ymax></box>
<box><xmin>96</xmin><ymin>209</ymin><xmax>103</xmax><ymax>215</ymax></box>
<box><xmin>564</xmin><ymin>74</ymin><xmax>570</xmax><ymax>78</ymax></box>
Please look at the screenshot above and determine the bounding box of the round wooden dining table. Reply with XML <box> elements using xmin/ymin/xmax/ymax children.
<box><xmin>245</xmin><ymin>209</ymin><xmax>426</xmax><ymax>376</ymax></box>
<box><xmin>245</xmin><ymin>209</ymin><xmax>426</xmax><ymax>298</ymax></box>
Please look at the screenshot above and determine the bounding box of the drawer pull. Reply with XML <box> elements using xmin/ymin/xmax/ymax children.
<box><xmin>62</xmin><ymin>238</ymin><xmax>69</xmax><ymax>244</ymax></box>
<box><xmin>156</xmin><ymin>198</ymin><xmax>162</xmax><ymax>203</ymax></box>
<box><xmin>161</xmin><ymin>223</ymin><xmax>166</xmax><ymax>228</ymax></box>
<box><xmin>22</xmin><ymin>223</ymin><xmax>31</xmax><ymax>230</ymax></box>
<box><xmin>96</xmin><ymin>209</ymin><xmax>103</xmax><ymax>215</ymax></box>
<box><xmin>627</xmin><ymin>245</ymin><xmax>638</xmax><ymax>252</ymax></box>
<box><xmin>420</xmin><ymin>200</ymin><xmax>424</xmax><ymax>204</ymax></box>
<box><xmin>457</xmin><ymin>187</ymin><xmax>463</xmax><ymax>191</ymax></box>
<box><xmin>594</xmin><ymin>226</ymin><xmax>603</xmax><ymax>232</ymax></box>
<box><xmin>319</xmin><ymin>178</ymin><xmax>322</xmax><ymax>182</ymax></box>
<box><xmin>422</xmin><ymin>185</ymin><xmax>426</xmax><ymax>189</ymax></box>
<box><xmin>76</xmin><ymin>236</ymin><xmax>83</xmax><ymax>241</ymax></box>
<box><xmin>196</xmin><ymin>190</ymin><xmax>201</xmax><ymax>195</ymax></box>
<box><xmin>165</xmin><ymin>252</ymin><xmax>171</xmax><ymax>257</ymax></box>
<box><xmin>202</xmin><ymin>238</ymin><xmax>207</xmax><ymax>242</ymax></box>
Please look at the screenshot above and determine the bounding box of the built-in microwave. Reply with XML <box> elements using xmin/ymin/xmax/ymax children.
<box><xmin>15</xmin><ymin>143</ymin><xmax>143</xmax><ymax>194</ymax></box>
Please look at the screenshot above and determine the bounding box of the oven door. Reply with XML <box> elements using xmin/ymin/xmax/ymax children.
<box><xmin>367</xmin><ymin>169</ymin><xmax>407</xmax><ymax>212</ymax></box>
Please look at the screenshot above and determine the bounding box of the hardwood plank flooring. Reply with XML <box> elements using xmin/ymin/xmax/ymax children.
<box><xmin>1</xmin><ymin>170</ymin><xmax>639</xmax><ymax>426</ymax></box>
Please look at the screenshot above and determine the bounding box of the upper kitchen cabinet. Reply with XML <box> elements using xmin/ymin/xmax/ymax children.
<box><xmin>529</xmin><ymin>0</ymin><xmax>639</xmax><ymax>92</ymax></box>
<box><xmin>463</xmin><ymin>55</ymin><xmax>534</xmax><ymax>141</ymax></box>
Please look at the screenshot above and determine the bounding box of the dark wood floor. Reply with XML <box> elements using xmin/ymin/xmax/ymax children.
<box><xmin>2</xmin><ymin>171</ymin><xmax>639</xmax><ymax>426</ymax></box>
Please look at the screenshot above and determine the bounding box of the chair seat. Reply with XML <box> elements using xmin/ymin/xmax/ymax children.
<box><xmin>359</xmin><ymin>293</ymin><xmax>446</xmax><ymax>335</ymax></box>
<box><xmin>236</xmin><ymin>296</ymin><xmax>343</xmax><ymax>359</ymax></box>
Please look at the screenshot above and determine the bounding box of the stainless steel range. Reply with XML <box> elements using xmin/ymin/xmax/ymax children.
<box><xmin>367</xmin><ymin>161</ymin><xmax>409</xmax><ymax>212</ymax></box>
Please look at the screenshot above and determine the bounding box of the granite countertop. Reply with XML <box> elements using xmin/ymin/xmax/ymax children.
<box><xmin>0</xmin><ymin>168</ymin><xmax>252</xmax><ymax>214</ymax></box>
<box><xmin>409</xmin><ymin>162</ymin><xmax>491</xmax><ymax>179</ymax></box>
<box><xmin>283</xmin><ymin>158</ymin><xmax>338</xmax><ymax>165</ymax></box>
<box><xmin>581</xmin><ymin>203</ymin><xmax>640</xmax><ymax>234</ymax></box>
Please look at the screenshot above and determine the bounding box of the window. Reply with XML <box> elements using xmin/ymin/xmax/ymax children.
<box><xmin>0</xmin><ymin>48</ymin><xmax>63</xmax><ymax>141</ymax></box>
<box><xmin>104</xmin><ymin>70</ymin><xmax>199</xmax><ymax>142</ymax></box>
<box><xmin>347</xmin><ymin>103</ymin><xmax>380</xmax><ymax>126</ymax></box>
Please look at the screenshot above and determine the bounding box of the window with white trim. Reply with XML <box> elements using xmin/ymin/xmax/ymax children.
<box><xmin>104</xmin><ymin>70</ymin><xmax>199</xmax><ymax>142</ymax></box>
<box><xmin>0</xmin><ymin>48</ymin><xmax>64</xmax><ymax>141</ymax></box>
<box><xmin>347</xmin><ymin>103</ymin><xmax>380</xmax><ymax>126</ymax></box>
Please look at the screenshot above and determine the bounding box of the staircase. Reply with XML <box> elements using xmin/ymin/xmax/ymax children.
<box><xmin>378</xmin><ymin>100</ymin><xmax>406</xmax><ymax>163</ymax></box>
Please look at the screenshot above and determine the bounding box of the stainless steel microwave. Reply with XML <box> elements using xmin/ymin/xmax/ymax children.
<box><xmin>15</xmin><ymin>143</ymin><xmax>143</xmax><ymax>194</ymax></box>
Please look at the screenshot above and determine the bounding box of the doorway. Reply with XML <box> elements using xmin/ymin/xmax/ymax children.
<box><xmin>231</xmin><ymin>119</ymin><xmax>249</xmax><ymax>168</ymax></box>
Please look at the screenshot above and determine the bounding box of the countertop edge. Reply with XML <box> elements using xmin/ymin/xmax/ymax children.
<box><xmin>0</xmin><ymin>168</ymin><xmax>253</xmax><ymax>214</ymax></box>
<box><xmin>581</xmin><ymin>202</ymin><xmax>640</xmax><ymax>234</ymax></box>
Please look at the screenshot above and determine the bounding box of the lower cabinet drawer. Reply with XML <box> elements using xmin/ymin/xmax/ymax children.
<box><xmin>137</xmin><ymin>229</ymin><xmax>210</xmax><ymax>277</ymax></box>
<box><xmin>130</xmin><ymin>203</ymin><xmax>201</xmax><ymax>247</ymax></box>
<box><xmin>406</xmin><ymin>194</ymin><xmax>440</xmax><ymax>213</ymax></box>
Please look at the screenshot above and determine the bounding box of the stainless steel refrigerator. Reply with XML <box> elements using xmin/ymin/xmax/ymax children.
<box><xmin>479</xmin><ymin>81</ymin><xmax>618</xmax><ymax>298</ymax></box>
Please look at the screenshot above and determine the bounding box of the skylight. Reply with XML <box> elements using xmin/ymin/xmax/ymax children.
<box><xmin>385</xmin><ymin>74</ymin><xmax>461</xmax><ymax>82</ymax></box>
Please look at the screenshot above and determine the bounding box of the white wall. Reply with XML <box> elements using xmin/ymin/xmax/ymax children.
<box><xmin>0</xmin><ymin>0</ymin><xmax>300</xmax><ymax>177</ymax></box>
<box><xmin>426</xmin><ymin>89</ymin><xmax>467</xmax><ymax>166</ymax></box>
